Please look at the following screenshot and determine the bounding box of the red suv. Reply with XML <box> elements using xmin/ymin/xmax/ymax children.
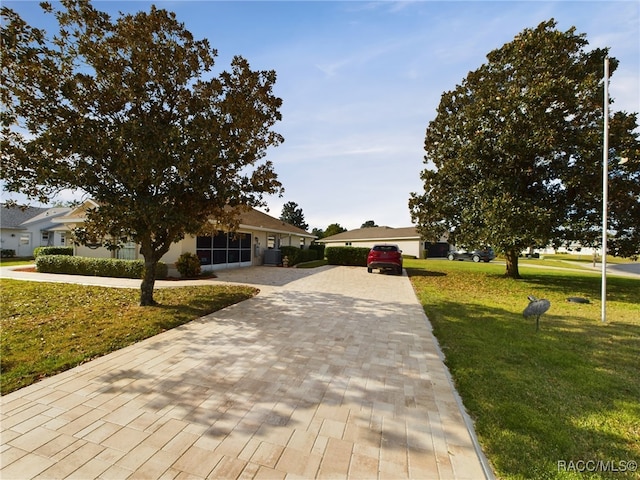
<box><xmin>367</xmin><ymin>244</ymin><xmax>403</xmax><ymax>275</ymax></box>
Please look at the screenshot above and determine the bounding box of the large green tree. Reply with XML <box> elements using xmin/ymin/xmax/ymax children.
<box><xmin>409</xmin><ymin>19</ymin><xmax>639</xmax><ymax>278</ymax></box>
<box><xmin>279</xmin><ymin>201</ymin><xmax>308</xmax><ymax>231</ymax></box>
<box><xmin>324</xmin><ymin>223</ymin><xmax>347</xmax><ymax>238</ymax></box>
<box><xmin>1</xmin><ymin>1</ymin><xmax>284</xmax><ymax>305</ymax></box>
<box><xmin>311</xmin><ymin>227</ymin><xmax>325</xmax><ymax>239</ymax></box>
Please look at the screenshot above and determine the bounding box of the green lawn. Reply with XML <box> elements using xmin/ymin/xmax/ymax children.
<box><xmin>405</xmin><ymin>259</ymin><xmax>639</xmax><ymax>480</ymax></box>
<box><xmin>0</xmin><ymin>279</ymin><xmax>258</xmax><ymax>394</ymax></box>
<box><xmin>531</xmin><ymin>253</ymin><xmax>636</xmax><ymax>264</ymax></box>
<box><xmin>518</xmin><ymin>253</ymin><xmax>636</xmax><ymax>271</ymax></box>
<box><xmin>0</xmin><ymin>257</ymin><xmax>35</xmax><ymax>267</ymax></box>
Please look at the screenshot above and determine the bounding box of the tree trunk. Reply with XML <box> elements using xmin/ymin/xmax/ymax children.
<box><xmin>138</xmin><ymin>234</ymin><xmax>172</xmax><ymax>307</ymax></box>
<box><xmin>140</xmin><ymin>257</ymin><xmax>158</xmax><ymax>306</ymax></box>
<box><xmin>504</xmin><ymin>249</ymin><xmax>521</xmax><ymax>279</ymax></box>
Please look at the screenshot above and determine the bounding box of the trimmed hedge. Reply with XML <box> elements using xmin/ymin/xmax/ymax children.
<box><xmin>309</xmin><ymin>243</ymin><xmax>325</xmax><ymax>259</ymax></box>
<box><xmin>33</xmin><ymin>246</ymin><xmax>74</xmax><ymax>258</ymax></box>
<box><xmin>325</xmin><ymin>246</ymin><xmax>369</xmax><ymax>266</ymax></box>
<box><xmin>280</xmin><ymin>246</ymin><xmax>318</xmax><ymax>266</ymax></box>
<box><xmin>0</xmin><ymin>249</ymin><xmax>16</xmax><ymax>258</ymax></box>
<box><xmin>36</xmin><ymin>255</ymin><xmax>168</xmax><ymax>279</ymax></box>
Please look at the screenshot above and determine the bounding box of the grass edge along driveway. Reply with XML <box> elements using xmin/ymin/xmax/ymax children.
<box><xmin>405</xmin><ymin>258</ymin><xmax>639</xmax><ymax>480</ymax></box>
<box><xmin>0</xmin><ymin>279</ymin><xmax>258</xmax><ymax>395</ymax></box>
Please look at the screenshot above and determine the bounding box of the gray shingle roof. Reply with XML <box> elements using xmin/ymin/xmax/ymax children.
<box><xmin>0</xmin><ymin>204</ymin><xmax>49</xmax><ymax>229</ymax></box>
<box><xmin>21</xmin><ymin>207</ymin><xmax>73</xmax><ymax>230</ymax></box>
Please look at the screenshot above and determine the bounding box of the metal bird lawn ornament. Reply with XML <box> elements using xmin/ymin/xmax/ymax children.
<box><xmin>523</xmin><ymin>295</ymin><xmax>551</xmax><ymax>332</ymax></box>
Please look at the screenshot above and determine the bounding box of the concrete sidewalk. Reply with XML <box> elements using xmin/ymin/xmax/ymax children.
<box><xmin>1</xmin><ymin>266</ymin><xmax>493</xmax><ymax>479</ymax></box>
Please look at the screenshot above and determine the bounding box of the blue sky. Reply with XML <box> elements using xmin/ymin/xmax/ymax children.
<box><xmin>4</xmin><ymin>0</ymin><xmax>639</xmax><ymax>231</ymax></box>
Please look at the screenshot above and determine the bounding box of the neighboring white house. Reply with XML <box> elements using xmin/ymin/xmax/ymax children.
<box><xmin>0</xmin><ymin>204</ymin><xmax>72</xmax><ymax>257</ymax></box>
<box><xmin>54</xmin><ymin>200</ymin><xmax>316</xmax><ymax>272</ymax></box>
<box><xmin>318</xmin><ymin>223</ymin><xmax>605</xmax><ymax>259</ymax></box>
<box><xmin>532</xmin><ymin>244</ymin><xmax>599</xmax><ymax>257</ymax></box>
<box><xmin>318</xmin><ymin>226</ymin><xmax>450</xmax><ymax>258</ymax></box>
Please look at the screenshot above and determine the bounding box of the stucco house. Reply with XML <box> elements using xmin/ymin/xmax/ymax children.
<box><xmin>54</xmin><ymin>200</ymin><xmax>316</xmax><ymax>272</ymax></box>
<box><xmin>318</xmin><ymin>226</ymin><xmax>450</xmax><ymax>258</ymax></box>
<box><xmin>0</xmin><ymin>204</ymin><xmax>72</xmax><ymax>257</ymax></box>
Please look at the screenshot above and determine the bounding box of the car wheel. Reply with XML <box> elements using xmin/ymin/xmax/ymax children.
<box><xmin>367</xmin><ymin>267</ymin><xmax>372</xmax><ymax>273</ymax></box>
<box><xmin>472</xmin><ymin>255</ymin><xmax>480</xmax><ymax>262</ymax></box>
<box><xmin>447</xmin><ymin>254</ymin><xmax>455</xmax><ymax>261</ymax></box>
<box><xmin>396</xmin><ymin>266</ymin><xmax>402</xmax><ymax>275</ymax></box>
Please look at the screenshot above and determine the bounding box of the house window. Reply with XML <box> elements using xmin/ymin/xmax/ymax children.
<box><xmin>41</xmin><ymin>231</ymin><xmax>50</xmax><ymax>245</ymax></box>
<box><xmin>240</xmin><ymin>234</ymin><xmax>252</xmax><ymax>261</ymax></box>
<box><xmin>197</xmin><ymin>232</ymin><xmax>252</xmax><ymax>265</ymax></box>
<box><xmin>300</xmin><ymin>237</ymin><xmax>306</xmax><ymax>248</ymax></box>
<box><xmin>60</xmin><ymin>233</ymin><xmax>66</xmax><ymax>246</ymax></box>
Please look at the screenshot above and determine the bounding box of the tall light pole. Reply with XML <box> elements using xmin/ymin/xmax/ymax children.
<box><xmin>601</xmin><ymin>57</ymin><xmax>609</xmax><ymax>324</ymax></box>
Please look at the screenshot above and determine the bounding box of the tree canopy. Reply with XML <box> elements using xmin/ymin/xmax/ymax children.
<box><xmin>1</xmin><ymin>0</ymin><xmax>284</xmax><ymax>304</ymax></box>
<box><xmin>361</xmin><ymin>220</ymin><xmax>378</xmax><ymax>228</ymax></box>
<box><xmin>279</xmin><ymin>201</ymin><xmax>308</xmax><ymax>231</ymax></box>
<box><xmin>409</xmin><ymin>19</ymin><xmax>639</xmax><ymax>278</ymax></box>
<box><xmin>324</xmin><ymin>223</ymin><xmax>347</xmax><ymax>238</ymax></box>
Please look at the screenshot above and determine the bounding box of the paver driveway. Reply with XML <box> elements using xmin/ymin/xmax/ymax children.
<box><xmin>1</xmin><ymin>266</ymin><xmax>492</xmax><ymax>479</ymax></box>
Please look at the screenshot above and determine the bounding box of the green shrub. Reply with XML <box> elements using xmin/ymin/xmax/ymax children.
<box><xmin>33</xmin><ymin>246</ymin><xmax>74</xmax><ymax>258</ymax></box>
<box><xmin>175</xmin><ymin>252</ymin><xmax>202</xmax><ymax>278</ymax></box>
<box><xmin>279</xmin><ymin>246</ymin><xmax>298</xmax><ymax>265</ymax></box>
<box><xmin>280</xmin><ymin>246</ymin><xmax>318</xmax><ymax>266</ymax></box>
<box><xmin>309</xmin><ymin>243</ymin><xmax>325</xmax><ymax>259</ymax></box>
<box><xmin>0</xmin><ymin>249</ymin><xmax>16</xmax><ymax>258</ymax></box>
<box><xmin>325</xmin><ymin>246</ymin><xmax>369</xmax><ymax>266</ymax></box>
<box><xmin>36</xmin><ymin>255</ymin><xmax>168</xmax><ymax>279</ymax></box>
<box><xmin>301</xmin><ymin>249</ymin><xmax>319</xmax><ymax>264</ymax></box>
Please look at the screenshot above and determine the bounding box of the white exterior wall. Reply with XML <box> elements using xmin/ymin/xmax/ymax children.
<box><xmin>253</xmin><ymin>231</ymin><xmax>269</xmax><ymax>266</ymax></box>
<box><xmin>73</xmin><ymin>236</ymin><xmax>192</xmax><ymax>264</ymax></box>
<box><xmin>280</xmin><ymin>234</ymin><xmax>298</xmax><ymax>247</ymax></box>
<box><xmin>0</xmin><ymin>230</ymin><xmax>30</xmax><ymax>257</ymax></box>
<box><xmin>162</xmin><ymin>238</ymin><xmax>193</xmax><ymax>265</ymax></box>
<box><xmin>1</xmin><ymin>227</ymin><xmax>68</xmax><ymax>257</ymax></box>
<box><xmin>51</xmin><ymin>231</ymin><xmax>68</xmax><ymax>248</ymax></box>
<box><xmin>394</xmin><ymin>239</ymin><xmax>421</xmax><ymax>258</ymax></box>
<box><xmin>62</xmin><ymin>229</ymin><xmax>311</xmax><ymax>275</ymax></box>
<box><xmin>74</xmin><ymin>244</ymin><xmax>113</xmax><ymax>259</ymax></box>
<box><xmin>34</xmin><ymin>230</ymin><xmax>67</xmax><ymax>249</ymax></box>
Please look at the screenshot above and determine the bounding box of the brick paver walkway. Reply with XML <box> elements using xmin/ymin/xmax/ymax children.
<box><xmin>1</xmin><ymin>266</ymin><xmax>493</xmax><ymax>479</ymax></box>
